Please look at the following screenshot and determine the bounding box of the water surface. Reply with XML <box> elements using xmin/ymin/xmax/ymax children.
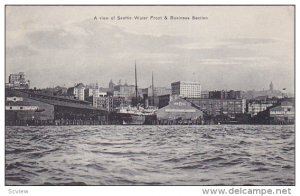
<box><xmin>5</xmin><ymin>125</ymin><xmax>295</xmax><ymax>185</ymax></box>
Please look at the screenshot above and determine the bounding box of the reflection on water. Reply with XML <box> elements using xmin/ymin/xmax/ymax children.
<box><xmin>5</xmin><ymin>125</ymin><xmax>294</xmax><ymax>185</ymax></box>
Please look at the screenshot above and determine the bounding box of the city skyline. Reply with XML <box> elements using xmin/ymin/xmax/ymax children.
<box><xmin>4</xmin><ymin>6</ymin><xmax>295</xmax><ymax>187</ymax></box>
<box><xmin>6</xmin><ymin>6</ymin><xmax>294</xmax><ymax>93</ymax></box>
<box><xmin>5</xmin><ymin>71</ymin><xmax>291</xmax><ymax>95</ymax></box>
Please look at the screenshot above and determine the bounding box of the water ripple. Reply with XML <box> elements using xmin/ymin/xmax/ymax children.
<box><xmin>5</xmin><ymin>125</ymin><xmax>295</xmax><ymax>185</ymax></box>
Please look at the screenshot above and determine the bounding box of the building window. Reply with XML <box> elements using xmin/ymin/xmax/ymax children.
<box><xmin>20</xmin><ymin>107</ymin><xmax>23</xmax><ymax>109</ymax></box>
<box><xmin>10</xmin><ymin>107</ymin><xmax>12</xmax><ymax>109</ymax></box>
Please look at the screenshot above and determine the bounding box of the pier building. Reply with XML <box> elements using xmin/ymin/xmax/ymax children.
<box><xmin>5</xmin><ymin>89</ymin><xmax>108</xmax><ymax>126</ymax></box>
<box><xmin>156</xmin><ymin>97</ymin><xmax>203</xmax><ymax>125</ymax></box>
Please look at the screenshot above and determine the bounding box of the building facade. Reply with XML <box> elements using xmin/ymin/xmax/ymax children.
<box><xmin>209</xmin><ymin>90</ymin><xmax>241</xmax><ymax>99</ymax></box>
<box><xmin>84</xmin><ymin>87</ymin><xmax>100</xmax><ymax>98</ymax></box>
<box><xmin>5</xmin><ymin>89</ymin><xmax>108</xmax><ymax>126</ymax></box>
<box><xmin>7</xmin><ymin>72</ymin><xmax>30</xmax><ymax>89</ymax></box>
<box><xmin>248</xmin><ymin>102</ymin><xmax>274</xmax><ymax>117</ymax></box>
<box><xmin>113</xmin><ymin>84</ymin><xmax>136</xmax><ymax>98</ymax></box>
<box><xmin>171</xmin><ymin>81</ymin><xmax>201</xmax><ymax>98</ymax></box>
<box><xmin>269</xmin><ymin>101</ymin><xmax>295</xmax><ymax>124</ymax></box>
<box><xmin>156</xmin><ymin>97</ymin><xmax>203</xmax><ymax>124</ymax></box>
<box><xmin>144</xmin><ymin>86</ymin><xmax>171</xmax><ymax>97</ymax></box>
<box><xmin>67</xmin><ymin>83</ymin><xmax>85</xmax><ymax>100</ymax></box>
<box><xmin>187</xmin><ymin>98</ymin><xmax>246</xmax><ymax>118</ymax></box>
<box><xmin>201</xmin><ymin>90</ymin><xmax>209</xmax><ymax>99</ymax></box>
<box><xmin>89</xmin><ymin>96</ymin><xmax>126</xmax><ymax>112</ymax></box>
<box><xmin>247</xmin><ymin>98</ymin><xmax>278</xmax><ymax>117</ymax></box>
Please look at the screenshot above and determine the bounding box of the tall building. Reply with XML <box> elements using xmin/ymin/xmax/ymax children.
<box><xmin>269</xmin><ymin>81</ymin><xmax>274</xmax><ymax>91</ymax></box>
<box><xmin>7</xmin><ymin>72</ymin><xmax>30</xmax><ymax>89</ymax></box>
<box><xmin>67</xmin><ymin>83</ymin><xmax>85</xmax><ymax>100</ymax></box>
<box><xmin>84</xmin><ymin>87</ymin><xmax>100</xmax><ymax>98</ymax></box>
<box><xmin>171</xmin><ymin>81</ymin><xmax>201</xmax><ymax>98</ymax></box>
<box><xmin>113</xmin><ymin>84</ymin><xmax>136</xmax><ymax>98</ymax></box>
<box><xmin>109</xmin><ymin>79</ymin><xmax>115</xmax><ymax>90</ymax></box>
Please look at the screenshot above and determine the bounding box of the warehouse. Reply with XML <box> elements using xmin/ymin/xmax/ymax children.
<box><xmin>5</xmin><ymin>89</ymin><xmax>108</xmax><ymax>126</ymax></box>
<box><xmin>156</xmin><ymin>97</ymin><xmax>203</xmax><ymax>125</ymax></box>
<box><xmin>269</xmin><ymin>101</ymin><xmax>295</xmax><ymax>124</ymax></box>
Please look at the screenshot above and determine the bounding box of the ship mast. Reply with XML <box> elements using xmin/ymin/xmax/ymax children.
<box><xmin>135</xmin><ymin>61</ymin><xmax>138</xmax><ymax>107</ymax></box>
<box><xmin>152</xmin><ymin>72</ymin><xmax>155</xmax><ymax>107</ymax></box>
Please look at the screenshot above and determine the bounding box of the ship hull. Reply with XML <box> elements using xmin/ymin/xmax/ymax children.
<box><xmin>115</xmin><ymin>113</ymin><xmax>157</xmax><ymax>125</ymax></box>
<box><xmin>115</xmin><ymin>113</ymin><xmax>145</xmax><ymax>125</ymax></box>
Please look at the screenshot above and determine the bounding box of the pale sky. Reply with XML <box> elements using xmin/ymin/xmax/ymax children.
<box><xmin>6</xmin><ymin>6</ymin><xmax>294</xmax><ymax>92</ymax></box>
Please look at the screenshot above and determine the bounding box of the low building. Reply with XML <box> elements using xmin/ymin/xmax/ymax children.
<box><xmin>156</xmin><ymin>97</ymin><xmax>203</xmax><ymax>124</ymax></box>
<box><xmin>247</xmin><ymin>98</ymin><xmax>278</xmax><ymax>117</ymax></box>
<box><xmin>248</xmin><ymin>102</ymin><xmax>273</xmax><ymax>117</ymax></box>
<box><xmin>187</xmin><ymin>98</ymin><xmax>246</xmax><ymax>118</ymax></box>
<box><xmin>269</xmin><ymin>101</ymin><xmax>295</xmax><ymax>124</ymax></box>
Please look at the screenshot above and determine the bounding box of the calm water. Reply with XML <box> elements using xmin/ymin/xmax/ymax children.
<box><xmin>5</xmin><ymin>125</ymin><xmax>294</xmax><ymax>185</ymax></box>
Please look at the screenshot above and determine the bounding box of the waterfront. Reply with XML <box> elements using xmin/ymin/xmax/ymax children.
<box><xmin>5</xmin><ymin>125</ymin><xmax>294</xmax><ymax>185</ymax></box>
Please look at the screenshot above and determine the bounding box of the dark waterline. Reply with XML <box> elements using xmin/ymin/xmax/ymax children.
<box><xmin>5</xmin><ymin>125</ymin><xmax>295</xmax><ymax>185</ymax></box>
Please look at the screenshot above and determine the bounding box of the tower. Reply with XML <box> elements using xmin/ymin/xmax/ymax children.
<box><xmin>269</xmin><ymin>81</ymin><xmax>274</xmax><ymax>91</ymax></box>
<box><xmin>109</xmin><ymin>79</ymin><xmax>115</xmax><ymax>89</ymax></box>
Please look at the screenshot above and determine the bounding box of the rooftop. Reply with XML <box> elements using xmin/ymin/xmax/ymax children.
<box><xmin>171</xmin><ymin>81</ymin><xmax>201</xmax><ymax>85</ymax></box>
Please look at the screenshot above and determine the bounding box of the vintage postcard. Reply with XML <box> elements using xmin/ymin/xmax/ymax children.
<box><xmin>5</xmin><ymin>5</ymin><xmax>294</xmax><ymax>187</ymax></box>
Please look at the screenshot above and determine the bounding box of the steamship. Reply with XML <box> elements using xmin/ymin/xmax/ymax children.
<box><xmin>115</xmin><ymin>62</ymin><xmax>157</xmax><ymax>125</ymax></box>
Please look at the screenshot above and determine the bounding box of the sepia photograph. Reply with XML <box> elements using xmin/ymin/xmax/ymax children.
<box><xmin>5</xmin><ymin>5</ymin><xmax>295</xmax><ymax>186</ymax></box>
